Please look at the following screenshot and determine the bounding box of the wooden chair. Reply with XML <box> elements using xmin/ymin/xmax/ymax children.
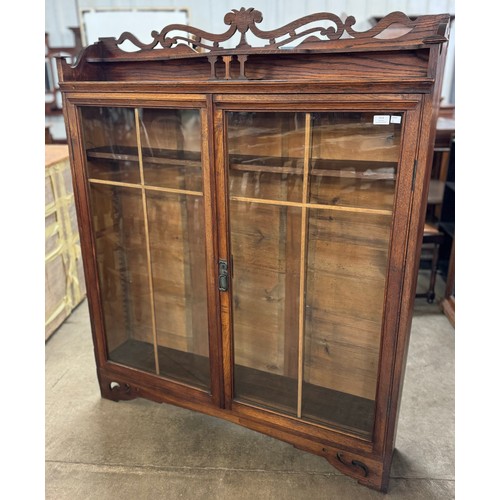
<box><xmin>416</xmin><ymin>110</ymin><xmax>454</xmax><ymax>304</ymax></box>
<box><xmin>417</xmin><ymin>223</ymin><xmax>445</xmax><ymax>303</ymax></box>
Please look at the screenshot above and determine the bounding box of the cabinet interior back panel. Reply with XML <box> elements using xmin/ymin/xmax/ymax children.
<box><xmin>304</xmin><ymin>210</ymin><xmax>391</xmax><ymax>400</ymax></box>
<box><xmin>146</xmin><ymin>190</ymin><xmax>209</xmax><ymax>357</ymax></box>
<box><xmin>90</xmin><ymin>184</ymin><xmax>154</xmax><ymax>351</ymax></box>
<box><xmin>231</xmin><ymin>201</ymin><xmax>301</xmax><ymax>375</ymax></box>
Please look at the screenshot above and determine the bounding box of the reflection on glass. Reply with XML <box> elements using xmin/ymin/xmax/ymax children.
<box><xmin>227</xmin><ymin>112</ymin><xmax>305</xmax><ymax>202</ymax></box>
<box><xmin>139</xmin><ymin>108</ymin><xmax>202</xmax><ymax>192</ymax></box>
<box><xmin>147</xmin><ymin>190</ymin><xmax>210</xmax><ymax>390</ymax></box>
<box><xmin>81</xmin><ymin>107</ymin><xmax>140</xmax><ymax>183</ymax></box>
<box><xmin>231</xmin><ymin>200</ymin><xmax>301</xmax><ymax>415</ymax></box>
<box><xmin>90</xmin><ymin>183</ymin><xmax>156</xmax><ymax>373</ymax></box>
<box><xmin>302</xmin><ymin>210</ymin><xmax>391</xmax><ymax>436</ymax></box>
<box><xmin>82</xmin><ymin>105</ymin><xmax>211</xmax><ymax>391</ymax></box>
<box><xmin>309</xmin><ymin>112</ymin><xmax>401</xmax><ymax>211</ymax></box>
<box><xmin>228</xmin><ymin>110</ymin><xmax>403</xmax><ymax>438</ymax></box>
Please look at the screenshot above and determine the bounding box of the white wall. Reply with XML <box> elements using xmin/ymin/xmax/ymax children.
<box><xmin>46</xmin><ymin>0</ymin><xmax>455</xmax><ymax>101</ymax></box>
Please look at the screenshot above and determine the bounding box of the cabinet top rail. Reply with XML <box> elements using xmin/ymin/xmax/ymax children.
<box><xmin>64</xmin><ymin>9</ymin><xmax>449</xmax><ymax>63</ymax></box>
<box><xmin>57</xmin><ymin>8</ymin><xmax>450</xmax><ymax>86</ymax></box>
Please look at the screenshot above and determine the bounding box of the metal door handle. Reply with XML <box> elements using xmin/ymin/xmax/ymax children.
<box><xmin>218</xmin><ymin>259</ymin><xmax>228</xmax><ymax>291</ymax></box>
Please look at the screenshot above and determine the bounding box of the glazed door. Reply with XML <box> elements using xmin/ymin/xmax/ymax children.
<box><xmin>216</xmin><ymin>99</ymin><xmax>420</xmax><ymax>440</ymax></box>
<box><xmin>78</xmin><ymin>102</ymin><xmax>218</xmax><ymax>397</ymax></box>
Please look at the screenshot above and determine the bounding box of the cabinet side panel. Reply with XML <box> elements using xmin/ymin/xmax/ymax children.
<box><xmin>378</xmin><ymin>45</ymin><xmax>450</xmax><ymax>469</ymax></box>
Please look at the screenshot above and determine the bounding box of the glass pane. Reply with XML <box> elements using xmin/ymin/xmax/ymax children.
<box><xmin>81</xmin><ymin>107</ymin><xmax>140</xmax><ymax>184</ymax></box>
<box><xmin>82</xmin><ymin>105</ymin><xmax>210</xmax><ymax>391</ymax></box>
<box><xmin>231</xmin><ymin>199</ymin><xmax>301</xmax><ymax>415</ymax></box>
<box><xmin>227</xmin><ymin>112</ymin><xmax>305</xmax><ymax>202</ymax></box>
<box><xmin>228</xmin><ymin>110</ymin><xmax>401</xmax><ymax>439</ymax></box>
<box><xmin>301</xmin><ymin>112</ymin><xmax>401</xmax><ymax>438</ymax></box>
<box><xmin>89</xmin><ymin>183</ymin><xmax>156</xmax><ymax>373</ymax></box>
<box><xmin>147</xmin><ymin>190</ymin><xmax>210</xmax><ymax>390</ymax></box>
<box><xmin>309</xmin><ymin>112</ymin><xmax>402</xmax><ymax>211</ymax></box>
<box><xmin>302</xmin><ymin>210</ymin><xmax>391</xmax><ymax>437</ymax></box>
<box><xmin>139</xmin><ymin>108</ymin><xmax>202</xmax><ymax>191</ymax></box>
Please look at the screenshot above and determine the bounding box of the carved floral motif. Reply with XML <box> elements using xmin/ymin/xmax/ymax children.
<box><xmin>101</xmin><ymin>8</ymin><xmax>447</xmax><ymax>55</ymax></box>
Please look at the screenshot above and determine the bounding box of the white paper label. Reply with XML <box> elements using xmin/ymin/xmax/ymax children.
<box><xmin>390</xmin><ymin>115</ymin><xmax>402</xmax><ymax>124</ymax></box>
<box><xmin>373</xmin><ymin>115</ymin><xmax>390</xmax><ymax>125</ymax></box>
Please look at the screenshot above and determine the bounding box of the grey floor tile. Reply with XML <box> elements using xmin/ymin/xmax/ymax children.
<box><xmin>46</xmin><ymin>274</ymin><xmax>455</xmax><ymax>499</ymax></box>
<box><xmin>392</xmin><ymin>314</ymin><xmax>455</xmax><ymax>480</ymax></box>
<box><xmin>46</xmin><ymin>461</ymin><xmax>454</xmax><ymax>500</ymax></box>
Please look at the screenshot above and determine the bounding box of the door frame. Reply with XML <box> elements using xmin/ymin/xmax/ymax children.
<box><xmin>212</xmin><ymin>93</ymin><xmax>424</xmax><ymax>453</ymax></box>
<box><xmin>63</xmin><ymin>93</ymin><xmax>223</xmax><ymax>408</ymax></box>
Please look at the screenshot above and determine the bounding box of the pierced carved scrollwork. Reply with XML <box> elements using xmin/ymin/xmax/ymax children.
<box><xmin>110</xmin><ymin>381</ymin><xmax>131</xmax><ymax>394</ymax></box>
<box><xmin>100</xmin><ymin>8</ymin><xmax>448</xmax><ymax>56</ymax></box>
<box><xmin>207</xmin><ymin>54</ymin><xmax>249</xmax><ymax>80</ymax></box>
<box><xmin>101</xmin><ymin>379</ymin><xmax>140</xmax><ymax>402</ymax></box>
<box><xmin>63</xmin><ymin>8</ymin><xmax>450</xmax><ymax>81</ymax></box>
<box><xmin>336</xmin><ymin>452</ymin><xmax>369</xmax><ymax>478</ymax></box>
<box><xmin>321</xmin><ymin>446</ymin><xmax>371</xmax><ymax>480</ymax></box>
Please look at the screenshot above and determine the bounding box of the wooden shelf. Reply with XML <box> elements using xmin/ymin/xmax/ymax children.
<box><xmin>110</xmin><ymin>339</ymin><xmax>210</xmax><ymax>391</ymax></box>
<box><xmin>86</xmin><ymin>146</ymin><xmax>396</xmax><ymax>180</ymax></box>
<box><xmin>87</xmin><ymin>146</ymin><xmax>140</xmax><ymax>163</ymax></box>
<box><xmin>110</xmin><ymin>339</ymin><xmax>373</xmax><ymax>438</ymax></box>
<box><xmin>235</xmin><ymin>363</ymin><xmax>374</xmax><ymax>438</ymax></box>
<box><xmin>86</xmin><ymin>146</ymin><xmax>202</xmax><ymax>168</ymax></box>
<box><xmin>231</xmin><ymin>155</ymin><xmax>396</xmax><ymax>180</ymax></box>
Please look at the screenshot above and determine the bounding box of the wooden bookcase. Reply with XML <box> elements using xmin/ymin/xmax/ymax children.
<box><xmin>57</xmin><ymin>9</ymin><xmax>450</xmax><ymax>492</ymax></box>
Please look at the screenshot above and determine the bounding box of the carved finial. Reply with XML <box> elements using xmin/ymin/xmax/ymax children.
<box><xmin>224</xmin><ymin>7</ymin><xmax>264</xmax><ymax>48</ymax></box>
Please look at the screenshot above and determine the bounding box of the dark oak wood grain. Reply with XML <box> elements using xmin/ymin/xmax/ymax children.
<box><xmin>58</xmin><ymin>9</ymin><xmax>450</xmax><ymax>493</ymax></box>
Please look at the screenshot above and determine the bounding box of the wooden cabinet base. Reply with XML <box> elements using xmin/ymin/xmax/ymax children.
<box><xmin>98</xmin><ymin>368</ymin><xmax>389</xmax><ymax>491</ymax></box>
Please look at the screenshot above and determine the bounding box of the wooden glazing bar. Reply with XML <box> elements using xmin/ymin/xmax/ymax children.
<box><xmin>135</xmin><ymin>108</ymin><xmax>160</xmax><ymax>375</ymax></box>
<box><xmin>306</xmin><ymin>203</ymin><xmax>392</xmax><ymax>215</ymax></box>
<box><xmin>143</xmin><ymin>185</ymin><xmax>203</xmax><ymax>196</ymax></box>
<box><xmin>88</xmin><ymin>178</ymin><xmax>203</xmax><ymax>197</ymax></box>
<box><xmin>297</xmin><ymin>112</ymin><xmax>312</xmax><ymax>418</ymax></box>
<box><xmin>229</xmin><ymin>196</ymin><xmax>393</xmax><ymax>216</ymax></box>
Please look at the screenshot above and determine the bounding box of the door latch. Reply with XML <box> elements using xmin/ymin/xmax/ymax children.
<box><xmin>218</xmin><ymin>259</ymin><xmax>229</xmax><ymax>292</ymax></box>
